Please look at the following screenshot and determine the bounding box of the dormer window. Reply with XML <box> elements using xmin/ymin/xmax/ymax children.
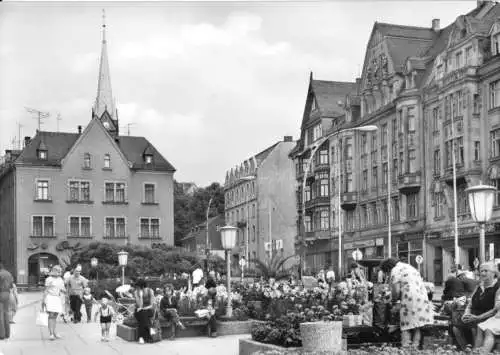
<box><xmin>493</xmin><ymin>33</ymin><xmax>500</xmax><ymax>56</ymax></box>
<box><xmin>37</xmin><ymin>141</ymin><xmax>48</xmax><ymax>160</ymax></box>
<box><xmin>145</xmin><ymin>154</ymin><xmax>153</xmax><ymax>164</ymax></box>
<box><xmin>83</xmin><ymin>153</ymin><xmax>91</xmax><ymax>169</ymax></box>
<box><xmin>38</xmin><ymin>150</ymin><xmax>47</xmax><ymax>160</ymax></box>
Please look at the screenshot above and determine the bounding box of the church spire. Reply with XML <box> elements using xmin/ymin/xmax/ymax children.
<box><xmin>93</xmin><ymin>9</ymin><xmax>118</xmax><ymax>128</ymax></box>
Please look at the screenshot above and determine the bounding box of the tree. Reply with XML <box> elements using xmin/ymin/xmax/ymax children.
<box><xmin>251</xmin><ymin>254</ymin><xmax>299</xmax><ymax>280</ymax></box>
<box><xmin>174</xmin><ymin>180</ymin><xmax>225</xmax><ymax>245</ymax></box>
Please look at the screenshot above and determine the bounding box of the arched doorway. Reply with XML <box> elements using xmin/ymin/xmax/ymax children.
<box><xmin>28</xmin><ymin>253</ymin><xmax>59</xmax><ymax>285</ymax></box>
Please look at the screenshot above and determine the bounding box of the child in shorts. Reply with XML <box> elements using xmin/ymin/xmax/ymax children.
<box><xmin>94</xmin><ymin>297</ymin><xmax>116</xmax><ymax>341</ymax></box>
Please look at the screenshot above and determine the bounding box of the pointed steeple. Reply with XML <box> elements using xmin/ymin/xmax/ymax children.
<box><xmin>93</xmin><ymin>9</ymin><xmax>118</xmax><ymax>131</ymax></box>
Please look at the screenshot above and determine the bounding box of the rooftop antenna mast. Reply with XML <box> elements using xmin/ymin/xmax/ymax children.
<box><xmin>25</xmin><ymin>107</ymin><xmax>50</xmax><ymax>132</ymax></box>
<box><xmin>122</xmin><ymin>123</ymin><xmax>135</xmax><ymax>136</ymax></box>
<box><xmin>17</xmin><ymin>122</ymin><xmax>23</xmax><ymax>150</ymax></box>
<box><xmin>56</xmin><ymin>113</ymin><xmax>63</xmax><ymax>132</ymax></box>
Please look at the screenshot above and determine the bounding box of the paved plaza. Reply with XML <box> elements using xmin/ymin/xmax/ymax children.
<box><xmin>0</xmin><ymin>292</ymin><xmax>247</xmax><ymax>355</ymax></box>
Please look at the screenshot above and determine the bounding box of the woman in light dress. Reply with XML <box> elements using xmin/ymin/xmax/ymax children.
<box><xmin>41</xmin><ymin>265</ymin><xmax>66</xmax><ymax>340</ymax></box>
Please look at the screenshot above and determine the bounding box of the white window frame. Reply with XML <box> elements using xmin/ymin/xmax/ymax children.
<box><xmin>103</xmin><ymin>181</ymin><xmax>128</xmax><ymax>203</ymax></box>
<box><xmin>31</xmin><ymin>215</ymin><xmax>56</xmax><ymax>237</ymax></box>
<box><xmin>143</xmin><ymin>182</ymin><xmax>157</xmax><ymax>204</ymax></box>
<box><xmin>68</xmin><ymin>179</ymin><xmax>91</xmax><ymax>202</ymax></box>
<box><xmin>103</xmin><ymin>154</ymin><xmax>111</xmax><ymax>169</ymax></box>
<box><xmin>35</xmin><ymin>178</ymin><xmax>50</xmax><ymax>201</ymax></box>
<box><xmin>83</xmin><ymin>152</ymin><xmax>92</xmax><ymax>169</ymax></box>
<box><xmin>490</xmin><ymin>79</ymin><xmax>500</xmax><ymax>109</ymax></box>
<box><xmin>139</xmin><ymin>217</ymin><xmax>161</xmax><ymax>239</ymax></box>
<box><xmin>67</xmin><ymin>215</ymin><xmax>92</xmax><ymax>237</ymax></box>
<box><xmin>103</xmin><ymin>216</ymin><xmax>127</xmax><ymax>238</ymax></box>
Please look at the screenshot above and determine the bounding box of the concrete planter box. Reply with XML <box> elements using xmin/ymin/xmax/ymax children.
<box><xmin>217</xmin><ymin>320</ymin><xmax>264</xmax><ymax>336</ymax></box>
<box><xmin>300</xmin><ymin>321</ymin><xmax>343</xmax><ymax>353</ymax></box>
<box><xmin>239</xmin><ymin>338</ymin><xmax>347</xmax><ymax>355</ymax></box>
<box><xmin>239</xmin><ymin>338</ymin><xmax>300</xmax><ymax>355</ymax></box>
<box><xmin>116</xmin><ymin>324</ymin><xmax>137</xmax><ymax>342</ymax></box>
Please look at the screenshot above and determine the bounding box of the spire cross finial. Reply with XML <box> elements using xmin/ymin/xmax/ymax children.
<box><xmin>102</xmin><ymin>9</ymin><xmax>106</xmax><ymax>42</ymax></box>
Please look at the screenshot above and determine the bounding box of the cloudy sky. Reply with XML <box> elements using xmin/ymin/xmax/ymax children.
<box><xmin>0</xmin><ymin>1</ymin><xmax>475</xmax><ymax>186</ymax></box>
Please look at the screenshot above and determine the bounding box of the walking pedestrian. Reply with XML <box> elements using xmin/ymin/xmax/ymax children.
<box><xmin>66</xmin><ymin>265</ymin><xmax>88</xmax><ymax>323</ymax></box>
<box><xmin>0</xmin><ymin>260</ymin><xmax>14</xmax><ymax>340</ymax></box>
<box><xmin>94</xmin><ymin>297</ymin><xmax>115</xmax><ymax>341</ymax></box>
<box><xmin>42</xmin><ymin>265</ymin><xmax>66</xmax><ymax>340</ymax></box>
<box><xmin>82</xmin><ymin>287</ymin><xmax>95</xmax><ymax>323</ymax></box>
<box><xmin>133</xmin><ymin>279</ymin><xmax>155</xmax><ymax>344</ymax></box>
<box><xmin>8</xmin><ymin>283</ymin><xmax>18</xmax><ymax>324</ymax></box>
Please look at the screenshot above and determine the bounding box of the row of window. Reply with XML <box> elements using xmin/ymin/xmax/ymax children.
<box><xmin>31</xmin><ymin>216</ymin><xmax>161</xmax><ymax>239</ymax></box>
<box><xmin>37</xmin><ymin>150</ymin><xmax>154</xmax><ymax>167</ymax></box>
<box><xmin>225</xmin><ymin>181</ymin><xmax>256</xmax><ymax>206</ymax></box>
<box><xmin>35</xmin><ymin>180</ymin><xmax>157</xmax><ymax>204</ymax></box>
<box><xmin>226</xmin><ymin>203</ymin><xmax>257</xmax><ymax>223</ymax></box>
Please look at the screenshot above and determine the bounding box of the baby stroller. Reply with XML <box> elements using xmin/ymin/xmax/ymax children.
<box><xmin>104</xmin><ymin>290</ymin><xmax>135</xmax><ymax>324</ymax></box>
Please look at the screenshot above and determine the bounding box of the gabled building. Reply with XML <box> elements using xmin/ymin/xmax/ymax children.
<box><xmin>291</xmin><ymin>0</ymin><xmax>500</xmax><ymax>283</ymax></box>
<box><xmin>179</xmin><ymin>215</ymin><xmax>225</xmax><ymax>255</ymax></box>
<box><xmin>0</xmin><ymin>17</ymin><xmax>175</xmax><ymax>285</ymax></box>
<box><xmin>224</xmin><ymin>136</ymin><xmax>296</xmax><ymax>267</ymax></box>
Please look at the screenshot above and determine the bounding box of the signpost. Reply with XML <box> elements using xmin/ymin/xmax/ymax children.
<box><xmin>415</xmin><ymin>255</ymin><xmax>423</xmax><ymax>275</ymax></box>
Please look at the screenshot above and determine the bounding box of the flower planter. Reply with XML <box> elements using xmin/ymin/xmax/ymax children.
<box><xmin>300</xmin><ymin>321</ymin><xmax>343</xmax><ymax>353</ymax></box>
<box><xmin>217</xmin><ymin>320</ymin><xmax>264</xmax><ymax>336</ymax></box>
<box><xmin>239</xmin><ymin>338</ymin><xmax>300</xmax><ymax>355</ymax></box>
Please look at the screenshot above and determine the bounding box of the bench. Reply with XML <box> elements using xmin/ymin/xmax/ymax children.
<box><xmin>117</xmin><ymin>315</ymin><xmax>210</xmax><ymax>342</ymax></box>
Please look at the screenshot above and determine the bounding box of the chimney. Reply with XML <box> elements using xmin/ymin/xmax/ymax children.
<box><xmin>78</xmin><ymin>125</ymin><xmax>82</xmax><ymax>134</ymax></box>
<box><xmin>284</xmin><ymin>136</ymin><xmax>293</xmax><ymax>142</ymax></box>
<box><xmin>432</xmin><ymin>19</ymin><xmax>440</xmax><ymax>32</ymax></box>
<box><xmin>24</xmin><ymin>136</ymin><xmax>31</xmax><ymax>147</ymax></box>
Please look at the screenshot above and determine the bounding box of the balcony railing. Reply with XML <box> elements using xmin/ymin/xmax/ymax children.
<box><xmin>398</xmin><ymin>172</ymin><xmax>421</xmax><ymax>194</ymax></box>
<box><xmin>341</xmin><ymin>191</ymin><xmax>358</xmax><ymax>210</ymax></box>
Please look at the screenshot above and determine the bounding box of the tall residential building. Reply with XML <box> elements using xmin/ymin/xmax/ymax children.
<box><xmin>0</xmin><ymin>17</ymin><xmax>175</xmax><ymax>285</ymax></box>
<box><xmin>224</xmin><ymin>136</ymin><xmax>297</xmax><ymax>267</ymax></box>
<box><xmin>291</xmin><ymin>0</ymin><xmax>500</xmax><ymax>283</ymax></box>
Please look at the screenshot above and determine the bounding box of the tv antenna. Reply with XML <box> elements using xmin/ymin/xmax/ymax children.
<box><xmin>25</xmin><ymin>107</ymin><xmax>50</xmax><ymax>131</ymax></box>
<box><xmin>56</xmin><ymin>113</ymin><xmax>63</xmax><ymax>132</ymax></box>
<box><xmin>17</xmin><ymin>122</ymin><xmax>23</xmax><ymax>150</ymax></box>
<box><xmin>121</xmin><ymin>123</ymin><xmax>135</xmax><ymax>136</ymax></box>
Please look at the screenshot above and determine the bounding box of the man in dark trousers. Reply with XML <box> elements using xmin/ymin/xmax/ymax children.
<box><xmin>0</xmin><ymin>260</ymin><xmax>14</xmax><ymax>339</ymax></box>
<box><xmin>442</xmin><ymin>266</ymin><xmax>466</xmax><ymax>301</ymax></box>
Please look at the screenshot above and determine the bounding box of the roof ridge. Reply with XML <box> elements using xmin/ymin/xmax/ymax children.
<box><xmin>312</xmin><ymin>79</ymin><xmax>356</xmax><ymax>85</ymax></box>
<box><xmin>376</xmin><ymin>21</ymin><xmax>432</xmax><ymax>31</ymax></box>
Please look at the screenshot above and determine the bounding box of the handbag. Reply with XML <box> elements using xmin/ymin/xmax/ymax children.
<box><xmin>36</xmin><ymin>310</ymin><xmax>49</xmax><ymax>327</ymax></box>
<box><xmin>149</xmin><ymin>309</ymin><xmax>162</xmax><ymax>343</ymax></box>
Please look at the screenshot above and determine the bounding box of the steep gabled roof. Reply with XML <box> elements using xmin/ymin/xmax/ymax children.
<box><xmin>116</xmin><ymin>136</ymin><xmax>175</xmax><ymax>172</ymax></box>
<box><xmin>385</xmin><ymin>37</ymin><xmax>434</xmax><ymax>73</ymax></box>
<box><xmin>310</xmin><ymin>80</ymin><xmax>358</xmax><ymax>118</ymax></box>
<box><xmin>255</xmin><ymin>141</ymin><xmax>280</xmax><ymax>164</ymax></box>
<box><xmin>14</xmin><ymin>130</ymin><xmax>175</xmax><ymax>172</ymax></box>
<box><xmin>16</xmin><ymin>132</ymin><xmax>79</xmax><ymax>167</ymax></box>
<box><xmin>375</xmin><ymin>22</ymin><xmax>436</xmax><ymax>40</ymax></box>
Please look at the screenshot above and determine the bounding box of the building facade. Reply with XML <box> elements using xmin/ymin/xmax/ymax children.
<box><xmin>224</xmin><ymin>136</ymin><xmax>297</xmax><ymax>268</ymax></box>
<box><xmin>179</xmin><ymin>215</ymin><xmax>225</xmax><ymax>255</ymax></box>
<box><xmin>0</xmin><ymin>19</ymin><xmax>175</xmax><ymax>285</ymax></box>
<box><xmin>291</xmin><ymin>0</ymin><xmax>500</xmax><ymax>283</ymax></box>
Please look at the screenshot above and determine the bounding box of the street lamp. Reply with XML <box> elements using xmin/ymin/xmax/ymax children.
<box><xmin>90</xmin><ymin>257</ymin><xmax>98</xmax><ymax>282</ymax></box>
<box><xmin>220</xmin><ymin>225</ymin><xmax>237</xmax><ymax>318</ymax></box>
<box><xmin>301</xmin><ymin>125</ymin><xmax>377</xmax><ymax>280</ymax></box>
<box><xmin>466</xmin><ymin>183</ymin><xmax>496</xmax><ymax>263</ymax></box>
<box><xmin>117</xmin><ymin>250</ymin><xmax>128</xmax><ymax>286</ymax></box>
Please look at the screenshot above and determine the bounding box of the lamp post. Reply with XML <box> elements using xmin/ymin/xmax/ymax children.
<box><xmin>90</xmin><ymin>257</ymin><xmax>98</xmax><ymax>282</ymax></box>
<box><xmin>205</xmin><ymin>196</ymin><xmax>214</xmax><ymax>273</ymax></box>
<box><xmin>466</xmin><ymin>183</ymin><xmax>496</xmax><ymax>263</ymax></box>
<box><xmin>117</xmin><ymin>250</ymin><xmax>128</xmax><ymax>286</ymax></box>
<box><xmin>220</xmin><ymin>225</ymin><xmax>237</xmax><ymax>318</ymax></box>
<box><xmin>301</xmin><ymin>125</ymin><xmax>377</xmax><ymax>280</ymax></box>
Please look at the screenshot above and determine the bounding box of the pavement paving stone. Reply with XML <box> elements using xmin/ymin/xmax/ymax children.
<box><xmin>1</xmin><ymin>292</ymin><xmax>248</xmax><ymax>355</ymax></box>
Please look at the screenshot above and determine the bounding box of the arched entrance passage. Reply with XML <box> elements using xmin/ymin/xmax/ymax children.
<box><xmin>28</xmin><ymin>253</ymin><xmax>59</xmax><ymax>285</ymax></box>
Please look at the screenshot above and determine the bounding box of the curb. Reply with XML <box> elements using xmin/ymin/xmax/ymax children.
<box><xmin>18</xmin><ymin>299</ymin><xmax>41</xmax><ymax>310</ymax></box>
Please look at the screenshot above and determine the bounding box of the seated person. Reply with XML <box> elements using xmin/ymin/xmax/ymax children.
<box><xmin>454</xmin><ymin>262</ymin><xmax>500</xmax><ymax>351</ymax></box>
<box><xmin>205</xmin><ymin>297</ymin><xmax>217</xmax><ymax>338</ymax></box>
<box><xmin>159</xmin><ymin>284</ymin><xmax>185</xmax><ymax>339</ymax></box>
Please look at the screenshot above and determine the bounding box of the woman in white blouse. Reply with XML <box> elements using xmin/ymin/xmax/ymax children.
<box><xmin>41</xmin><ymin>265</ymin><xmax>66</xmax><ymax>340</ymax></box>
